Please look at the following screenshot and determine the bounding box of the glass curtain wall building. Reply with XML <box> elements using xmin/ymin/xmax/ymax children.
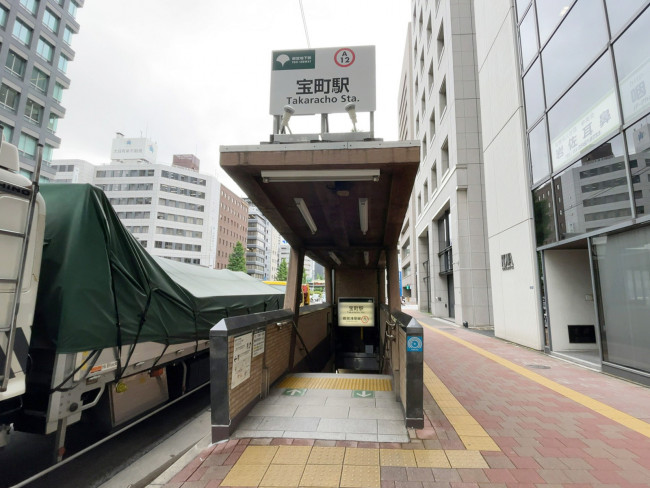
<box><xmin>515</xmin><ymin>0</ymin><xmax>650</xmax><ymax>383</ymax></box>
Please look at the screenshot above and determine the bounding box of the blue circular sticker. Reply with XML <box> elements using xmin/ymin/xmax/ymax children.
<box><xmin>407</xmin><ymin>336</ymin><xmax>423</xmax><ymax>352</ymax></box>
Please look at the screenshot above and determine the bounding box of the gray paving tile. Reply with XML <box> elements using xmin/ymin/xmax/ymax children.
<box><xmin>318</xmin><ymin>418</ymin><xmax>378</xmax><ymax>434</ymax></box>
<box><xmin>375</xmin><ymin>391</ymin><xmax>396</xmax><ymax>398</ymax></box>
<box><xmin>305</xmin><ymin>388</ymin><xmax>352</xmax><ymax>397</ymax></box>
<box><xmin>346</xmin><ymin>433</ymin><xmax>379</xmax><ymax>442</ymax></box>
<box><xmin>259</xmin><ymin>416</ymin><xmax>320</xmax><ymax>431</ymax></box>
<box><xmin>284</xmin><ymin>431</ymin><xmax>346</xmax><ymax>440</ymax></box>
<box><xmin>375</xmin><ymin>398</ymin><xmax>402</xmax><ymax>408</ymax></box>
<box><xmin>325</xmin><ymin>397</ymin><xmax>376</xmax><ymax>407</ymax></box>
<box><xmin>378</xmin><ymin>419</ymin><xmax>409</xmax><ymax>435</ymax></box>
<box><xmin>294</xmin><ymin>405</ymin><xmax>350</xmax><ymax>418</ymax></box>
<box><xmin>377</xmin><ymin>434</ymin><xmax>410</xmax><ymax>442</ymax></box>
<box><xmin>249</xmin><ymin>404</ymin><xmax>297</xmax><ymax>417</ymax></box>
<box><xmin>236</xmin><ymin>416</ymin><xmax>263</xmax><ymax>430</ymax></box>
<box><xmin>349</xmin><ymin>407</ymin><xmax>404</xmax><ymax>420</ymax></box>
<box><xmin>234</xmin><ymin>429</ymin><xmax>284</xmax><ymax>438</ymax></box>
<box><xmin>272</xmin><ymin>396</ymin><xmax>327</xmax><ymax>406</ymax></box>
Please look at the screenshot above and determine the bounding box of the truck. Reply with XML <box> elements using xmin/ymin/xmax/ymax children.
<box><xmin>0</xmin><ymin>138</ymin><xmax>283</xmax><ymax>460</ymax></box>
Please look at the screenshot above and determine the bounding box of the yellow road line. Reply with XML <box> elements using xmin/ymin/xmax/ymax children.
<box><xmin>422</xmin><ymin>322</ymin><xmax>650</xmax><ymax>439</ymax></box>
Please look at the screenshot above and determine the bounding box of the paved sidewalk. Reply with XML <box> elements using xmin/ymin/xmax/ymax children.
<box><xmin>149</xmin><ymin>311</ymin><xmax>650</xmax><ymax>487</ymax></box>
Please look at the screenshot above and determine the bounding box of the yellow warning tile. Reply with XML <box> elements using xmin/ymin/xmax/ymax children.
<box><xmin>260</xmin><ymin>464</ymin><xmax>304</xmax><ymax>487</ymax></box>
<box><xmin>221</xmin><ymin>463</ymin><xmax>268</xmax><ymax>486</ymax></box>
<box><xmin>444</xmin><ymin>415</ymin><xmax>480</xmax><ymax>426</ymax></box>
<box><xmin>441</xmin><ymin>406</ymin><xmax>473</xmax><ymax>416</ymax></box>
<box><xmin>344</xmin><ymin>447</ymin><xmax>379</xmax><ymax>466</ymax></box>
<box><xmin>379</xmin><ymin>448</ymin><xmax>417</xmax><ymax>467</ymax></box>
<box><xmin>277</xmin><ymin>376</ymin><xmax>391</xmax><ymax>391</ymax></box>
<box><xmin>307</xmin><ymin>446</ymin><xmax>346</xmax><ymax>465</ymax></box>
<box><xmin>272</xmin><ymin>445</ymin><xmax>312</xmax><ymax>465</ymax></box>
<box><xmin>445</xmin><ymin>450</ymin><xmax>489</xmax><ymax>469</ymax></box>
<box><xmin>340</xmin><ymin>464</ymin><xmax>380</xmax><ymax>488</ymax></box>
<box><xmin>300</xmin><ymin>464</ymin><xmax>342</xmax><ymax>487</ymax></box>
<box><xmin>454</xmin><ymin>425</ymin><xmax>490</xmax><ymax>436</ymax></box>
<box><xmin>460</xmin><ymin>435</ymin><xmax>501</xmax><ymax>451</ymax></box>
<box><xmin>414</xmin><ymin>449</ymin><xmax>451</xmax><ymax>468</ymax></box>
<box><xmin>237</xmin><ymin>445</ymin><xmax>278</xmax><ymax>465</ymax></box>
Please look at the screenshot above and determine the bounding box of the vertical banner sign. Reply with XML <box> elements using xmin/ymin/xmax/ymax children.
<box><xmin>270</xmin><ymin>46</ymin><xmax>376</xmax><ymax>115</ymax></box>
<box><xmin>252</xmin><ymin>329</ymin><xmax>266</xmax><ymax>358</ymax></box>
<box><xmin>231</xmin><ymin>333</ymin><xmax>253</xmax><ymax>389</ymax></box>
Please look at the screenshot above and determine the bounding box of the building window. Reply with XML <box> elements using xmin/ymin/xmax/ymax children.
<box><xmin>529</xmin><ymin>118</ymin><xmax>550</xmax><ymax>184</ymax></box>
<box><xmin>42</xmin><ymin>144</ymin><xmax>53</xmax><ymax>162</ymax></box>
<box><xmin>47</xmin><ymin>113</ymin><xmax>59</xmax><ymax>133</ymax></box>
<box><xmin>0</xmin><ymin>84</ymin><xmax>19</xmax><ymax>112</ymax></box>
<box><xmin>519</xmin><ymin>3</ymin><xmax>537</xmax><ymax>69</ymax></box>
<box><xmin>428</xmin><ymin>61</ymin><xmax>434</xmax><ymax>93</ymax></box>
<box><xmin>68</xmin><ymin>1</ymin><xmax>78</xmax><ymax>18</ymax></box>
<box><xmin>57</xmin><ymin>54</ymin><xmax>69</xmax><ymax>73</ymax></box>
<box><xmin>52</xmin><ymin>82</ymin><xmax>64</xmax><ymax>102</ymax></box>
<box><xmin>42</xmin><ymin>8</ymin><xmax>59</xmax><ymax>33</ymax></box>
<box><xmin>30</xmin><ymin>67</ymin><xmax>49</xmax><ymax>93</ymax></box>
<box><xmin>19</xmin><ymin>0</ymin><xmax>39</xmax><ymax>15</ymax></box>
<box><xmin>5</xmin><ymin>51</ymin><xmax>27</xmax><ymax>79</ymax></box>
<box><xmin>18</xmin><ymin>132</ymin><xmax>38</xmax><ymax>159</ymax></box>
<box><xmin>431</xmin><ymin>162</ymin><xmax>438</xmax><ymax>193</ymax></box>
<box><xmin>423</xmin><ymin>179</ymin><xmax>429</xmax><ymax>204</ymax></box>
<box><xmin>441</xmin><ymin>138</ymin><xmax>449</xmax><ymax>174</ymax></box>
<box><xmin>437</xmin><ymin>210</ymin><xmax>452</xmax><ymax>275</ymax></box>
<box><xmin>2</xmin><ymin>125</ymin><xmax>14</xmax><ymax>143</ymax></box>
<box><xmin>437</xmin><ymin>22</ymin><xmax>445</xmax><ymax>63</ymax></box>
<box><xmin>36</xmin><ymin>37</ymin><xmax>54</xmax><ymax>62</ymax></box>
<box><xmin>438</xmin><ymin>76</ymin><xmax>448</xmax><ymax>118</ymax></box>
<box><xmin>422</xmin><ymin>134</ymin><xmax>427</xmax><ymax>158</ymax></box>
<box><xmin>429</xmin><ymin>111</ymin><xmax>436</xmax><ymax>140</ymax></box>
<box><xmin>12</xmin><ymin>19</ymin><xmax>33</xmax><ymax>46</ymax></box>
<box><xmin>0</xmin><ymin>6</ymin><xmax>8</xmax><ymax>27</ymax></box>
<box><xmin>24</xmin><ymin>99</ymin><xmax>43</xmax><ymax>125</ymax></box>
<box><xmin>63</xmin><ymin>25</ymin><xmax>73</xmax><ymax>45</ymax></box>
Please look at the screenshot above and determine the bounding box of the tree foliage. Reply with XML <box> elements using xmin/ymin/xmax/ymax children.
<box><xmin>277</xmin><ymin>258</ymin><xmax>288</xmax><ymax>281</ymax></box>
<box><xmin>227</xmin><ymin>241</ymin><xmax>247</xmax><ymax>272</ymax></box>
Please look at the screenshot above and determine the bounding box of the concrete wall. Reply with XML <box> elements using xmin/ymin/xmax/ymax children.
<box><xmin>545</xmin><ymin>249</ymin><xmax>597</xmax><ymax>351</ymax></box>
<box><xmin>474</xmin><ymin>0</ymin><xmax>543</xmax><ymax>349</ymax></box>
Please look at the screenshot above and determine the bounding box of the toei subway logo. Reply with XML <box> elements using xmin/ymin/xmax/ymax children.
<box><xmin>334</xmin><ymin>48</ymin><xmax>355</xmax><ymax>67</ymax></box>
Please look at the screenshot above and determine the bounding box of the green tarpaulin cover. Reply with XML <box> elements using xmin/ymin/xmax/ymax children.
<box><xmin>33</xmin><ymin>184</ymin><xmax>283</xmax><ymax>353</ymax></box>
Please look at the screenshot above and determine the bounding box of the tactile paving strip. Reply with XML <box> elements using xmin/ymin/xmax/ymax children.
<box><xmin>277</xmin><ymin>376</ymin><xmax>392</xmax><ymax>391</ymax></box>
<box><xmin>340</xmin><ymin>464</ymin><xmax>380</xmax><ymax>488</ymax></box>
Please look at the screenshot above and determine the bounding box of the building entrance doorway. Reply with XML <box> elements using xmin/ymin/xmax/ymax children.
<box><xmin>447</xmin><ymin>274</ymin><xmax>455</xmax><ymax>318</ymax></box>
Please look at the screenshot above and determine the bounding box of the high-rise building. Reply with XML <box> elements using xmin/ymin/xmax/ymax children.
<box><xmin>245</xmin><ymin>198</ymin><xmax>272</xmax><ymax>280</ymax></box>
<box><xmin>215</xmin><ymin>184</ymin><xmax>248</xmax><ymax>270</ymax></box>
<box><xmin>94</xmin><ymin>134</ymin><xmax>220</xmax><ymax>267</ymax></box>
<box><xmin>474</xmin><ymin>0</ymin><xmax>650</xmax><ymax>385</ymax></box>
<box><xmin>0</xmin><ymin>0</ymin><xmax>83</xmax><ymax>180</ymax></box>
<box><xmin>399</xmin><ymin>0</ymin><xmax>491</xmax><ymax>327</ymax></box>
<box><xmin>49</xmin><ymin>157</ymin><xmax>93</xmax><ymax>183</ymax></box>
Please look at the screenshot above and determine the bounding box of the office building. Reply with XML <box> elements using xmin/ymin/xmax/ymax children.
<box><xmin>94</xmin><ymin>134</ymin><xmax>220</xmax><ymax>267</ymax></box>
<box><xmin>49</xmin><ymin>157</ymin><xmax>93</xmax><ymax>183</ymax></box>
<box><xmin>399</xmin><ymin>0</ymin><xmax>491</xmax><ymax>327</ymax></box>
<box><xmin>245</xmin><ymin>198</ymin><xmax>272</xmax><ymax>279</ymax></box>
<box><xmin>215</xmin><ymin>184</ymin><xmax>248</xmax><ymax>270</ymax></box>
<box><xmin>1</xmin><ymin>0</ymin><xmax>83</xmax><ymax>180</ymax></box>
<box><xmin>474</xmin><ymin>0</ymin><xmax>650</xmax><ymax>384</ymax></box>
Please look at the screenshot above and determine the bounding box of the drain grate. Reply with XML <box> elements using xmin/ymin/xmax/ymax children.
<box><xmin>527</xmin><ymin>364</ymin><xmax>551</xmax><ymax>369</ymax></box>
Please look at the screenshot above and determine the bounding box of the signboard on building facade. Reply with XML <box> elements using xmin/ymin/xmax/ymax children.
<box><xmin>252</xmin><ymin>329</ymin><xmax>265</xmax><ymax>357</ymax></box>
<box><xmin>231</xmin><ymin>332</ymin><xmax>252</xmax><ymax>389</ymax></box>
<box><xmin>270</xmin><ymin>46</ymin><xmax>376</xmax><ymax>116</ymax></box>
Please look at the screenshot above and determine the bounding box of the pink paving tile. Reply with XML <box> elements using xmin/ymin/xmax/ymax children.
<box><xmin>508</xmin><ymin>469</ymin><xmax>544</xmax><ymax>484</ymax></box>
<box><xmin>187</xmin><ymin>466</ymin><xmax>209</xmax><ymax>482</ymax></box>
<box><xmin>381</xmin><ymin>442</ymin><xmax>403</xmax><ymax>449</ymax></box>
<box><xmin>270</xmin><ymin>438</ymin><xmax>293</xmax><ymax>445</ymax></box>
<box><xmin>591</xmin><ymin>469</ymin><xmax>633</xmax><ymax>484</ymax></box>
<box><xmin>483</xmin><ymin>469</ymin><xmax>518</xmax><ymax>483</ymax></box>
<box><xmin>169</xmin><ymin>458</ymin><xmax>202</xmax><ymax>483</ymax></box>
<box><xmin>449</xmin><ymin>483</ymin><xmax>480</xmax><ymax>488</ymax></box>
<box><xmin>440</xmin><ymin>439</ymin><xmax>465</xmax><ymax>450</ymax></box>
<box><xmin>291</xmin><ymin>438</ymin><xmax>315</xmax><ymax>446</ymax></box>
<box><xmin>507</xmin><ymin>456</ymin><xmax>540</xmax><ymax>469</ymax></box>
<box><xmin>336</xmin><ymin>440</ymin><xmax>358</xmax><ymax>447</ymax></box>
<box><xmin>457</xmin><ymin>469</ymin><xmax>489</xmax><ymax>483</ymax></box>
<box><xmin>222</xmin><ymin>451</ymin><xmax>242</xmax><ymax>465</ymax></box>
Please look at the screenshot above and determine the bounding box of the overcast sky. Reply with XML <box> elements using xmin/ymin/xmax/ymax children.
<box><xmin>55</xmin><ymin>1</ymin><xmax>411</xmax><ymax>194</ymax></box>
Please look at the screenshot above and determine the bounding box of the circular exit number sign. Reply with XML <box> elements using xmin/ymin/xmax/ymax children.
<box><xmin>334</xmin><ymin>48</ymin><xmax>355</xmax><ymax>67</ymax></box>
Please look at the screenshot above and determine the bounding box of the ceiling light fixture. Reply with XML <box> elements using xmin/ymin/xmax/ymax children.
<box><xmin>328</xmin><ymin>252</ymin><xmax>341</xmax><ymax>266</ymax></box>
<box><xmin>345</xmin><ymin>102</ymin><xmax>357</xmax><ymax>131</ymax></box>
<box><xmin>261</xmin><ymin>169</ymin><xmax>380</xmax><ymax>183</ymax></box>
<box><xmin>363</xmin><ymin>251</ymin><xmax>369</xmax><ymax>266</ymax></box>
<box><xmin>359</xmin><ymin>198</ymin><xmax>368</xmax><ymax>235</ymax></box>
<box><xmin>281</xmin><ymin>105</ymin><xmax>295</xmax><ymax>134</ymax></box>
<box><xmin>294</xmin><ymin>197</ymin><xmax>317</xmax><ymax>234</ymax></box>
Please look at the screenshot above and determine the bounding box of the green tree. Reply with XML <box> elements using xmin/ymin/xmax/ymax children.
<box><xmin>227</xmin><ymin>241</ymin><xmax>247</xmax><ymax>272</ymax></box>
<box><xmin>277</xmin><ymin>258</ymin><xmax>288</xmax><ymax>281</ymax></box>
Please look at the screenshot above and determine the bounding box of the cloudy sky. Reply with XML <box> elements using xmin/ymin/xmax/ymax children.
<box><xmin>55</xmin><ymin>1</ymin><xmax>411</xmax><ymax>194</ymax></box>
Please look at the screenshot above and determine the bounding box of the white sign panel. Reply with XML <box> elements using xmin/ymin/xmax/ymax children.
<box><xmin>231</xmin><ymin>333</ymin><xmax>252</xmax><ymax>389</ymax></box>
<box><xmin>270</xmin><ymin>46</ymin><xmax>376</xmax><ymax>115</ymax></box>
<box><xmin>110</xmin><ymin>136</ymin><xmax>158</xmax><ymax>164</ymax></box>
<box><xmin>338</xmin><ymin>298</ymin><xmax>375</xmax><ymax>327</ymax></box>
<box><xmin>620</xmin><ymin>55</ymin><xmax>650</xmax><ymax>124</ymax></box>
<box><xmin>252</xmin><ymin>329</ymin><xmax>266</xmax><ymax>358</ymax></box>
<box><xmin>550</xmin><ymin>91</ymin><xmax>619</xmax><ymax>170</ymax></box>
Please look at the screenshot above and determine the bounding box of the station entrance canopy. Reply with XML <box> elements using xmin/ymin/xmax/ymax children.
<box><xmin>220</xmin><ymin>141</ymin><xmax>419</xmax><ymax>270</ymax></box>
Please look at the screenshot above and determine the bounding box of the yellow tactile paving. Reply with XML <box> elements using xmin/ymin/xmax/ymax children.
<box><xmin>260</xmin><ymin>464</ymin><xmax>305</xmax><ymax>487</ymax></box>
<box><xmin>445</xmin><ymin>450</ymin><xmax>490</xmax><ymax>469</ymax></box>
<box><xmin>379</xmin><ymin>448</ymin><xmax>417</xmax><ymax>467</ymax></box>
<box><xmin>307</xmin><ymin>446</ymin><xmax>346</xmax><ymax>465</ymax></box>
<box><xmin>237</xmin><ymin>445</ymin><xmax>279</xmax><ymax>465</ymax></box>
<box><xmin>423</xmin><ymin>322</ymin><xmax>650</xmax><ymax>440</ymax></box>
<box><xmin>300</xmin><ymin>463</ymin><xmax>342</xmax><ymax>487</ymax></box>
<box><xmin>343</xmin><ymin>447</ymin><xmax>379</xmax><ymax>466</ymax></box>
<box><xmin>414</xmin><ymin>449</ymin><xmax>451</xmax><ymax>468</ymax></box>
<box><xmin>277</xmin><ymin>376</ymin><xmax>392</xmax><ymax>391</ymax></box>
<box><xmin>460</xmin><ymin>436</ymin><xmax>501</xmax><ymax>451</ymax></box>
<box><xmin>340</xmin><ymin>465</ymin><xmax>380</xmax><ymax>488</ymax></box>
<box><xmin>221</xmin><ymin>463</ymin><xmax>269</xmax><ymax>486</ymax></box>
<box><xmin>422</xmin><ymin>362</ymin><xmax>498</xmax><ymax>451</ymax></box>
<box><xmin>272</xmin><ymin>445</ymin><xmax>312</xmax><ymax>465</ymax></box>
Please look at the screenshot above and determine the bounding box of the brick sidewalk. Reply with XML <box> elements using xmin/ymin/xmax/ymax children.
<box><xmin>153</xmin><ymin>311</ymin><xmax>650</xmax><ymax>488</ymax></box>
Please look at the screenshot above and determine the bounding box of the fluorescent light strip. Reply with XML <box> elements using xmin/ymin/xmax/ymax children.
<box><xmin>262</xmin><ymin>169</ymin><xmax>380</xmax><ymax>183</ymax></box>
<box><xmin>328</xmin><ymin>252</ymin><xmax>341</xmax><ymax>266</ymax></box>
<box><xmin>359</xmin><ymin>198</ymin><xmax>368</xmax><ymax>235</ymax></box>
<box><xmin>294</xmin><ymin>198</ymin><xmax>317</xmax><ymax>234</ymax></box>
<box><xmin>363</xmin><ymin>251</ymin><xmax>369</xmax><ymax>266</ymax></box>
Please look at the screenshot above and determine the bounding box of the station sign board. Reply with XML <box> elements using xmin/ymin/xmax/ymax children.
<box><xmin>270</xmin><ymin>46</ymin><xmax>376</xmax><ymax>116</ymax></box>
<box><xmin>337</xmin><ymin>297</ymin><xmax>375</xmax><ymax>327</ymax></box>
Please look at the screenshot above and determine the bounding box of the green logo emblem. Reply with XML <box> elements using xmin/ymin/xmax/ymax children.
<box><xmin>273</xmin><ymin>50</ymin><xmax>315</xmax><ymax>70</ymax></box>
